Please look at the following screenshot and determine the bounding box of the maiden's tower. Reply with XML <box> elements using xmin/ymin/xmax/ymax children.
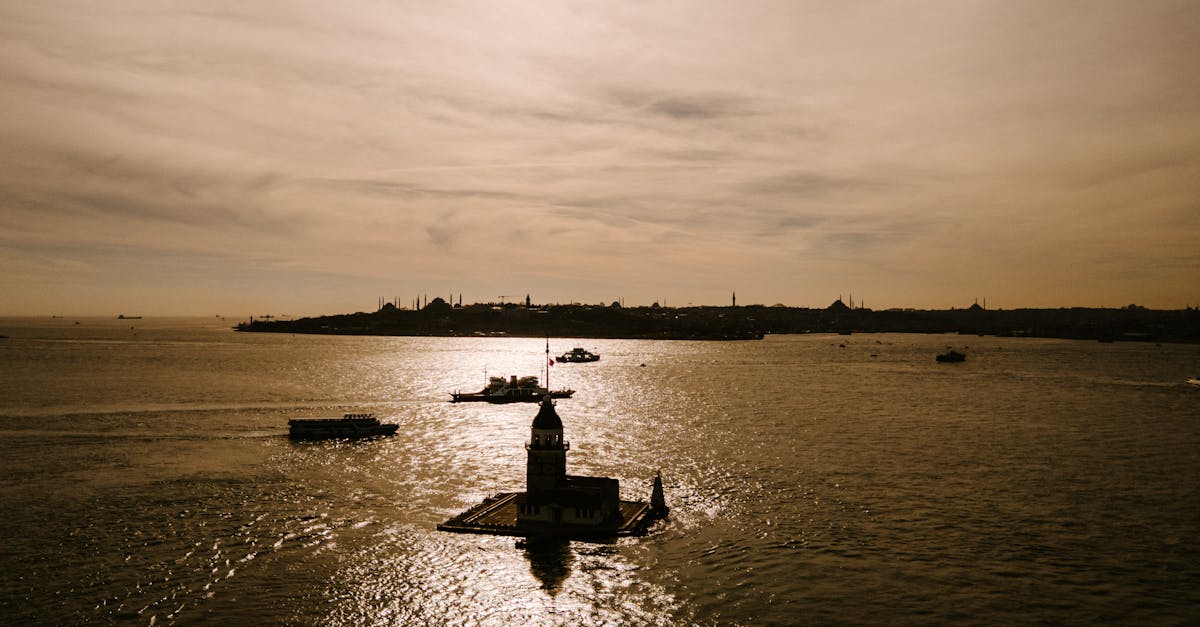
<box><xmin>438</xmin><ymin>396</ymin><xmax>667</xmax><ymax>538</ymax></box>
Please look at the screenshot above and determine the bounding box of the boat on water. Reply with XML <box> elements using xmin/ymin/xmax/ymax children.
<box><xmin>288</xmin><ymin>413</ymin><xmax>398</xmax><ymax>439</ymax></box>
<box><xmin>936</xmin><ymin>348</ymin><xmax>967</xmax><ymax>363</ymax></box>
<box><xmin>451</xmin><ymin>375</ymin><xmax>574</xmax><ymax>403</ymax></box>
<box><xmin>1187</xmin><ymin>376</ymin><xmax>1200</xmax><ymax>386</ymax></box>
<box><xmin>557</xmin><ymin>347</ymin><xmax>599</xmax><ymax>363</ymax></box>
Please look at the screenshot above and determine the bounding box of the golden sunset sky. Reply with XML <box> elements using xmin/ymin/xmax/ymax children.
<box><xmin>2</xmin><ymin>1</ymin><xmax>1197</xmax><ymax>315</ymax></box>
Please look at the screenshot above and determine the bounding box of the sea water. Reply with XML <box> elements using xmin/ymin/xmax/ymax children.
<box><xmin>1</xmin><ymin>317</ymin><xmax>1197</xmax><ymax>625</ymax></box>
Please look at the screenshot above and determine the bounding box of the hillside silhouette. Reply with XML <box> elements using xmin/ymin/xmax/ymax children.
<box><xmin>237</xmin><ymin>299</ymin><xmax>1200</xmax><ymax>343</ymax></box>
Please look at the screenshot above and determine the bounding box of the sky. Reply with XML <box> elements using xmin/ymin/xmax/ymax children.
<box><xmin>1</xmin><ymin>0</ymin><xmax>1198</xmax><ymax>316</ymax></box>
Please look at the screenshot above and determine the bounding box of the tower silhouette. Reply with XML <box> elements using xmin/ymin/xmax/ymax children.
<box><xmin>526</xmin><ymin>398</ymin><xmax>568</xmax><ymax>493</ymax></box>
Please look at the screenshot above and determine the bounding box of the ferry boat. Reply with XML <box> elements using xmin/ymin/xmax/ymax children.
<box><xmin>936</xmin><ymin>348</ymin><xmax>967</xmax><ymax>363</ymax></box>
<box><xmin>288</xmin><ymin>413</ymin><xmax>398</xmax><ymax>439</ymax></box>
<box><xmin>557</xmin><ymin>347</ymin><xmax>599</xmax><ymax>363</ymax></box>
<box><xmin>451</xmin><ymin>375</ymin><xmax>574</xmax><ymax>403</ymax></box>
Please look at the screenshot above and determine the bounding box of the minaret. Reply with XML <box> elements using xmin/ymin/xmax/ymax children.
<box><xmin>526</xmin><ymin>397</ymin><xmax>568</xmax><ymax>494</ymax></box>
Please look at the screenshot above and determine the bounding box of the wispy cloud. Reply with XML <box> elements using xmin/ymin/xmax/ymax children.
<box><xmin>0</xmin><ymin>0</ymin><xmax>1197</xmax><ymax>314</ymax></box>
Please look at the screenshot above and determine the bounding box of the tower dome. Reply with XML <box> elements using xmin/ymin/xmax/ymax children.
<box><xmin>531</xmin><ymin>396</ymin><xmax>563</xmax><ymax>430</ymax></box>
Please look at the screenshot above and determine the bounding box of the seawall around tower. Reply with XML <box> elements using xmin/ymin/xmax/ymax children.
<box><xmin>437</xmin><ymin>492</ymin><xmax>662</xmax><ymax>538</ymax></box>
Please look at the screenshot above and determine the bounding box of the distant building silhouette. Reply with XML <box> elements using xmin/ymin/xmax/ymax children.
<box><xmin>425</xmin><ymin>297</ymin><xmax>452</xmax><ymax>314</ymax></box>
<box><xmin>826</xmin><ymin>298</ymin><xmax>851</xmax><ymax>313</ymax></box>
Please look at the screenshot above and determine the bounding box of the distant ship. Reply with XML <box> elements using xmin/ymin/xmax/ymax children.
<box><xmin>288</xmin><ymin>413</ymin><xmax>398</xmax><ymax>439</ymax></box>
<box><xmin>117</xmin><ymin>314</ymin><xmax>142</xmax><ymax>320</ymax></box>
<box><xmin>557</xmin><ymin>347</ymin><xmax>599</xmax><ymax>363</ymax></box>
<box><xmin>936</xmin><ymin>348</ymin><xmax>967</xmax><ymax>363</ymax></box>
<box><xmin>451</xmin><ymin>375</ymin><xmax>574</xmax><ymax>403</ymax></box>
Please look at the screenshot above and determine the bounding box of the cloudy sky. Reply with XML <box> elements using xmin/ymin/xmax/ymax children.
<box><xmin>1</xmin><ymin>1</ymin><xmax>1197</xmax><ymax>316</ymax></box>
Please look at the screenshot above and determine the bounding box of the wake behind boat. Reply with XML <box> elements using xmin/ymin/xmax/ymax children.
<box><xmin>451</xmin><ymin>375</ymin><xmax>574</xmax><ymax>403</ymax></box>
<box><xmin>288</xmin><ymin>413</ymin><xmax>399</xmax><ymax>439</ymax></box>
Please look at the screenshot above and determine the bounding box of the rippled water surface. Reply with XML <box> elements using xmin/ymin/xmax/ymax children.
<box><xmin>1</xmin><ymin>317</ymin><xmax>1197</xmax><ymax>625</ymax></box>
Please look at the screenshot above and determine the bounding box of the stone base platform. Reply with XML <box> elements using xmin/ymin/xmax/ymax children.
<box><xmin>437</xmin><ymin>492</ymin><xmax>664</xmax><ymax>538</ymax></box>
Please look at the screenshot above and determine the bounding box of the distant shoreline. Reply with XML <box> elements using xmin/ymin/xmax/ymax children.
<box><xmin>235</xmin><ymin>302</ymin><xmax>1200</xmax><ymax>344</ymax></box>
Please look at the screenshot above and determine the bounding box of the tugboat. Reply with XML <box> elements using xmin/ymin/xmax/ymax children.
<box><xmin>451</xmin><ymin>375</ymin><xmax>574</xmax><ymax>403</ymax></box>
<box><xmin>288</xmin><ymin>413</ymin><xmax>398</xmax><ymax>439</ymax></box>
<box><xmin>556</xmin><ymin>347</ymin><xmax>599</xmax><ymax>363</ymax></box>
<box><xmin>936</xmin><ymin>348</ymin><xmax>967</xmax><ymax>363</ymax></box>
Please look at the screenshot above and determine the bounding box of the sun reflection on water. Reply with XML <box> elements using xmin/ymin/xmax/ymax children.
<box><xmin>316</xmin><ymin>529</ymin><xmax>680</xmax><ymax>626</ymax></box>
<box><xmin>264</xmin><ymin>337</ymin><xmax>697</xmax><ymax>625</ymax></box>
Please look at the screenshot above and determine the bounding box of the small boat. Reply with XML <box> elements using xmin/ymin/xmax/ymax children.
<box><xmin>451</xmin><ymin>375</ymin><xmax>574</xmax><ymax>403</ymax></box>
<box><xmin>288</xmin><ymin>413</ymin><xmax>398</xmax><ymax>439</ymax></box>
<box><xmin>556</xmin><ymin>347</ymin><xmax>599</xmax><ymax>363</ymax></box>
<box><xmin>936</xmin><ymin>348</ymin><xmax>966</xmax><ymax>363</ymax></box>
<box><xmin>1187</xmin><ymin>376</ymin><xmax>1200</xmax><ymax>386</ymax></box>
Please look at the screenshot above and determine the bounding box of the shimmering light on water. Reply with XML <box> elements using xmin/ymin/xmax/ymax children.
<box><xmin>0</xmin><ymin>318</ymin><xmax>1197</xmax><ymax>624</ymax></box>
